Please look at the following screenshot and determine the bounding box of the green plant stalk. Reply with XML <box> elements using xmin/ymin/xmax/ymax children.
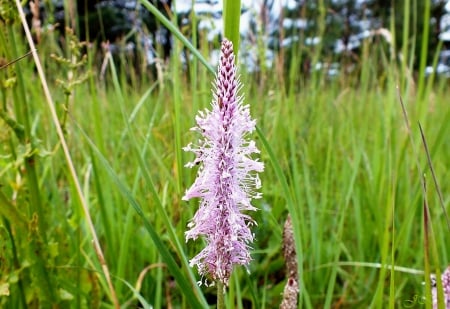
<box><xmin>217</xmin><ymin>281</ymin><xmax>225</xmax><ymax>309</ymax></box>
<box><xmin>408</xmin><ymin>0</ymin><xmax>416</xmax><ymax>94</ymax></box>
<box><xmin>389</xmin><ymin>187</ymin><xmax>396</xmax><ymax>309</ymax></box>
<box><xmin>400</xmin><ymin>0</ymin><xmax>410</xmax><ymax>91</ymax></box>
<box><xmin>223</xmin><ymin>0</ymin><xmax>241</xmax><ymax>55</ymax></box>
<box><xmin>190</xmin><ymin>0</ymin><xmax>199</xmax><ymax>113</ymax></box>
<box><xmin>171</xmin><ymin>27</ymin><xmax>184</xmax><ymax>195</ymax></box>
<box><xmin>423</xmin><ymin>199</ymin><xmax>433</xmax><ymax>309</ymax></box>
<box><xmin>418</xmin><ymin>123</ymin><xmax>450</xmax><ymax>233</ymax></box>
<box><xmin>310</xmin><ymin>0</ymin><xmax>327</xmax><ymax>87</ymax></box>
<box><xmin>155</xmin><ymin>256</ymin><xmax>163</xmax><ymax>309</ymax></box>
<box><xmin>139</xmin><ymin>0</ymin><xmax>214</xmax><ymax>74</ymax></box>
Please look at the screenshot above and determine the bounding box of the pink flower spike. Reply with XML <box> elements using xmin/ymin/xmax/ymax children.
<box><xmin>183</xmin><ymin>38</ymin><xmax>264</xmax><ymax>286</ymax></box>
<box><xmin>431</xmin><ymin>266</ymin><xmax>450</xmax><ymax>309</ymax></box>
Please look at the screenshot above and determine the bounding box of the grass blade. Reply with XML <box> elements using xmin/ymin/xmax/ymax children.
<box><xmin>223</xmin><ymin>0</ymin><xmax>241</xmax><ymax>53</ymax></box>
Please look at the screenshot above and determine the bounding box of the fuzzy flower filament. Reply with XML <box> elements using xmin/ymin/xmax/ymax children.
<box><xmin>431</xmin><ymin>266</ymin><xmax>450</xmax><ymax>308</ymax></box>
<box><xmin>183</xmin><ymin>39</ymin><xmax>264</xmax><ymax>286</ymax></box>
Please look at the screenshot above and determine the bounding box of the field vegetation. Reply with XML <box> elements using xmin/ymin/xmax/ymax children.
<box><xmin>0</xmin><ymin>0</ymin><xmax>449</xmax><ymax>308</ymax></box>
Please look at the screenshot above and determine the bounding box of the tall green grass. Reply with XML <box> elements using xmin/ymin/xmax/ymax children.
<box><xmin>0</xmin><ymin>0</ymin><xmax>448</xmax><ymax>308</ymax></box>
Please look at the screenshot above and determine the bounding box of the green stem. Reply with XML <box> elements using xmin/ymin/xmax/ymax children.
<box><xmin>217</xmin><ymin>281</ymin><xmax>225</xmax><ymax>309</ymax></box>
<box><xmin>0</xmin><ymin>191</ymin><xmax>28</xmax><ymax>231</ymax></box>
<box><xmin>223</xmin><ymin>0</ymin><xmax>241</xmax><ymax>55</ymax></box>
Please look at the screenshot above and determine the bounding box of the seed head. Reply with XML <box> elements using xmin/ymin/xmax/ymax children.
<box><xmin>431</xmin><ymin>266</ymin><xmax>450</xmax><ymax>309</ymax></box>
<box><xmin>183</xmin><ymin>38</ymin><xmax>264</xmax><ymax>286</ymax></box>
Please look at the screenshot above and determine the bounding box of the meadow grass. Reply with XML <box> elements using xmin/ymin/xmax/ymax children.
<box><xmin>1</xmin><ymin>0</ymin><xmax>449</xmax><ymax>308</ymax></box>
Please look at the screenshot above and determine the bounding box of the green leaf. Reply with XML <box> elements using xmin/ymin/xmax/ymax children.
<box><xmin>223</xmin><ymin>0</ymin><xmax>241</xmax><ymax>54</ymax></box>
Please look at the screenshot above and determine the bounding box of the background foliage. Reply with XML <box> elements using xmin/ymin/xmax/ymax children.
<box><xmin>0</xmin><ymin>0</ymin><xmax>449</xmax><ymax>308</ymax></box>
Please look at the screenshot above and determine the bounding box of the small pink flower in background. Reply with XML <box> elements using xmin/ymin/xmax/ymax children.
<box><xmin>183</xmin><ymin>38</ymin><xmax>264</xmax><ymax>286</ymax></box>
<box><xmin>431</xmin><ymin>266</ymin><xmax>450</xmax><ymax>309</ymax></box>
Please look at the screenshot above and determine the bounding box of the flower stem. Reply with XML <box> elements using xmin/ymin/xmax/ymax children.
<box><xmin>217</xmin><ymin>281</ymin><xmax>225</xmax><ymax>309</ymax></box>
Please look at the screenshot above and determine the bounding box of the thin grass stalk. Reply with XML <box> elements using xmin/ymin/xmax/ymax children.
<box><xmin>400</xmin><ymin>0</ymin><xmax>410</xmax><ymax>91</ymax></box>
<box><xmin>189</xmin><ymin>0</ymin><xmax>199</xmax><ymax>113</ymax></box>
<box><xmin>217</xmin><ymin>281</ymin><xmax>225</xmax><ymax>309</ymax></box>
<box><xmin>3</xmin><ymin>219</ymin><xmax>27</xmax><ymax>308</ymax></box>
<box><xmin>0</xmin><ymin>50</ymin><xmax>33</xmax><ymax>69</ymax></box>
<box><xmin>14</xmin><ymin>1</ymin><xmax>120</xmax><ymax>308</ymax></box>
<box><xmin>310</xmin><ymin>0</ymin><xmax>327</xmax><ymax>88</ymax></box>
<box><xmin>406</xmin><ymin>0</ymin><xmax>417</xmax><ymax>99</ymax></box>
<box><xmin>223</xmin><ymin>0</ymin><xmax>241</xmax><ymax>54</ymax></box>
<box><xmin>423</xmin><ymin>181</ymin><xmax>433</xmax><ymax>309</ymax></box>
<box><xmin>386</xmin><ymin>185</ymin><xmax>396</xmax><ymax>309</ymax></box>
<box><xmin>154</xmin><ymin>256</ymin><xmax>163</xmax><ymax>309</ymax></box>
<box><xmin>312</xmin><ymin>262</ymin><xmax>425</xmax><ymax>274</ymax></box>
<box><xmin>389</xmin><ymin>183</ymin><xmax>396</xmax><ymax>309</ymax></box>
<box><xmin>418</xmin><ymin>123</ymin><xmax>450</xmax><ymax>232</ymax></box>
<box><xmin>171</xmin><ymin>28</ymin><xmax>184</xmax><ymax>195</ymax></box>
